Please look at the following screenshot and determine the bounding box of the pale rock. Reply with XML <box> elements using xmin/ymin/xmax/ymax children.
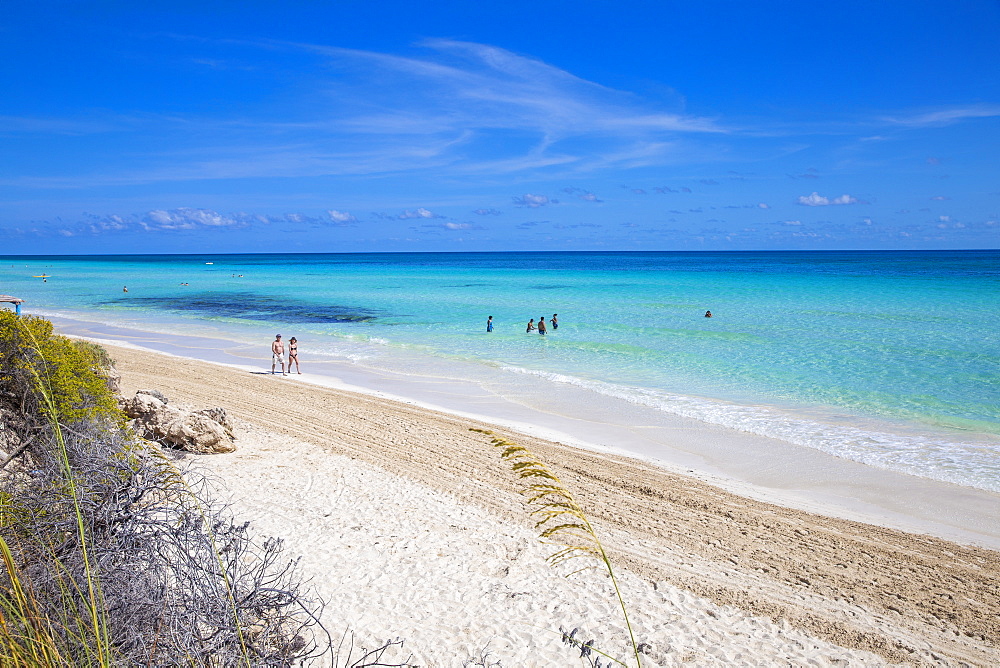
<box><xmin>123</xmin><ymin>389</ymin><xmax>235</xmax><ymax>454</ymax></box>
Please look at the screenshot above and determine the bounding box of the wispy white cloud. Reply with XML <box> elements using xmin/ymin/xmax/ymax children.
<box><xmin>796</xmin><ymin>192</ymin><xmax>861</xmax><ymax>206</ymax></box>
<box><xmin>936</xmin><ymin>218</ymin><xmax>966</xmax><ymax>229</ymax></box>
<box><xmin>516</xmin><ymin>220</ymin><xmax>548</xmax><ymax>229</ymax></box>
<box><xmin>141</xmin><ymin>208</ymin><xmax>250</xmax><ymax>231</ymax></box>
<box><xmin>283</xmin><ymin>212</ymin><xmax>320</xmax><ymax>224</ymax></box>
<box><xmin>128</xmin><ymin>37</ymin><xmax>724</xmax><ymax>184</ymax></box>
<box><xmin>398</xmin><ymin>207</ymin><xmax>441</xmax><ymax>219</ymax></box>
<box><xmin>833</xmin><ymin>194</ymin><xmax>861</xmax><ymax>205</ymax></box>
<box><xmin>5</xmin><ymin>37</ymin><xmax>714</xmax><ymax>187</ymax></box>
<box><xmin>31</xmin><ymin>208</ymin><xmax>317</xmax><ymax>237</ymax></box>
<box><xmin>0</xmin><ymin>114</ymin><xmax>121</xmax><ymax>135</ymax></box>
<box><xmin>28</xmin><ymin>37</ymin><xmax>981</xmax><ymax>194</ymax></box>
<box><xmin>88</xmin><ymin>215</ymin><xmax>132</xmax><ymax>233</ymax></box>
<box><xmin>309</xmin><ymin>39</ymin><xmax>724</xmax><ymax>137</ymax></box>
<box><xmin>512</xmin><ymin>193</ymin><xmax>555</xmax><ymax>208</ymax></box>
<box><xmin>327</xmin><ymin>209</ymin><xmax>358</xmax><ymax>224</ymax></box>
<box><xmin>797</xmin><ymin>192</ymin><xmax>827</xmax><ymax>206</ymax></box>
<box><xmin>432</xmin><ymin>221</ymin><xmax>482</xmax><ymax>230</ymax></box>
<box><xmin>882</xmin><ymin>105</ymin><xmax>1000</xmax><ymax>128</ymax></box>
<box><xmin>562</xmin><ymin>186</ymin><xmax>603</xmax><ymax>203</ymax></box>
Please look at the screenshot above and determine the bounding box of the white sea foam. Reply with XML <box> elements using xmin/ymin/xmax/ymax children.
<box><xmin>498</xmin><ymin>365</ymin><xmax>1000</xmax><ymax>493</ymax></box>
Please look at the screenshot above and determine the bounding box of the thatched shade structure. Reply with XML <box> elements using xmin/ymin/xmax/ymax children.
<box><xmin>1</xmin><ymin>295</ymin><xmax>24</xmax><ymax>315</ymax></box>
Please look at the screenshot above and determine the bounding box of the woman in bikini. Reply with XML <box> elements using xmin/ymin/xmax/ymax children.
<box><xmin>287</xmin><ymin>337</ymin><xmax>301</xmax><ymax>374</ymax></box>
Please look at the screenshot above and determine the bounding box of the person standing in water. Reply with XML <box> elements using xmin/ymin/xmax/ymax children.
<box><xmin>526</xmin><ymin>318</ymin><xmax>536</xmax><ymax>333</ymax></box>
<box><xmin>551</xmin><ymin>313</ymin><xmax>558</xmax><ymax>330</ymax></box>
<box><xmin>486</xmin><ymin>315</ymin><xmax>493</xmax><ymax>332</ymax></box>
<box><xmin>287</xmin><ymin>337</ymin><xmax>301</xmax><ymax>374</ymax></box>
<box><xmin>538</xmin><ymin>317</ymin><xmax>547</xmax><ymax>335</ymax></box>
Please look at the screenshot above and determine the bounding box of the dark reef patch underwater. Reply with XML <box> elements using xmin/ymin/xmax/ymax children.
<box><xmin>103</xmin><ymin>291</ymin><xmax>380</xmax><ymax>324</ymax></box>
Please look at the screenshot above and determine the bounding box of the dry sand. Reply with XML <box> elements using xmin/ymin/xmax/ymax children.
<box><xmin>107</xmin><ymin>343</ymin><xmax>1000</xmax><ymax>666</ymax></box>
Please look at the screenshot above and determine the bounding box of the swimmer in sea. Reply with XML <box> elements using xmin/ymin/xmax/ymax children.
<box><xmin>526</xmin><ymin>318</ymin><xmax>536</xmax><ymax>333</ymax></box>
<box><xmin>705</xmin><ymin>310</ymin><xmax>712</xmax><ymax>318</ymax></box>
<box><xmin>487</xmin><ymin>315</ymin><xmax>493</xmax><ymax>332</ymax></box>
<box><xmin>551</xmin><ymin>313</ymin><xmax>558</xmax><ymax>330</ymax></box>
<box><xmin>538</xmin><ymin>317</ymin><xmax>547</xmax><ymax>335</ymax></box>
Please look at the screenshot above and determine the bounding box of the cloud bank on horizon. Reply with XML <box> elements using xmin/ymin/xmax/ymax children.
<box><xmin>1</xmin><ymin>1</ymin><xmax>998</xmax><ymax>253</ymax></box>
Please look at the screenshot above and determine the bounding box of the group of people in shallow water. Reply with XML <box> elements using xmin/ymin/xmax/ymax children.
<box><xmin>270</xmin><ymin>334</ymin><xmax>301</xmax><ymax>376</ymax></box>
<box><xmin>485</xmin><ymin>314</ymin><xmax>559</xmax><ymax>335</ymax></box>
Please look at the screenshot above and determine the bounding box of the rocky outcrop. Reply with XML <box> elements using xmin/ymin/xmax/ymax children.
<box><xmin>123</xmin><ymin>389</ymin><xmax>236</xmax><ymax>454</ymax></box>
<box><xmin>101</xmin><ymin>364</ymin><xmax>122</xmax><ymax>395</ymax></box>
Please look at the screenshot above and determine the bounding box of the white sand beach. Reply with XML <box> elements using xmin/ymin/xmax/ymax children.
<box><xmin>108</xmin><ymin>343</ymin><xmax>1000</xmax><ymax>666</ymax></box>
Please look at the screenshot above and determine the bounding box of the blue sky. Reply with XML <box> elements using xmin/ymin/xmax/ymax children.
<box><xmin>2</xmin><ymin>1</ymin><xmax>998</xmax><ymax>253</ymax></box>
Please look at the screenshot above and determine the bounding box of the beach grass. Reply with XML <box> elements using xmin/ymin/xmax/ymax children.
<box><xmin>472</xmin><ymin>427</ymin><xmax>642</xmax><ymax>668</ymax></box>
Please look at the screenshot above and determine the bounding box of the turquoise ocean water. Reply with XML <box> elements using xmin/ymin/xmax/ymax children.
<box><xmin>3</xmin><ymin>250</ymin><xmax>998</xmax><ymax>493</ymax></box>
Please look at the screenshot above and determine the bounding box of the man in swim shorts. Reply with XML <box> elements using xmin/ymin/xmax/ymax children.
<box><xmin>271</xmin><ymin>334</ymin><xmax>287</xmax><ymax>376</ymax></box>
<box><xmin>538</xmin><ymin>317</ymin><xmax>547</xmax><ymax>335</ymax></box>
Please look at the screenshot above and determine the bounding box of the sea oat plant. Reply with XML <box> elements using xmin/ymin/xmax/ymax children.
<box><xmin>470</xmin><ymin>428</ymin><xmax>642</xmax><ymax>668</ymax></box>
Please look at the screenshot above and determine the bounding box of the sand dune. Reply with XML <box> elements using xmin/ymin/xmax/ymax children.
<box><xmin>108</xmin><ymin>343</ymin><xmax>1000</xmax><ymax>666</ymax></box>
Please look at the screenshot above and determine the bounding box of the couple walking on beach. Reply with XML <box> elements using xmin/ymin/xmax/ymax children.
<box><xmin>271</xmin><ymin>334</ymin><xmax>301</xmax><ymax>375</ymax></box>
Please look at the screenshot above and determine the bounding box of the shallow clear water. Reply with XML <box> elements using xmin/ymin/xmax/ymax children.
<box><xmin>4</xmin><ymin>250</ymin><xmax>998</xmax><ymax>491</ymax></box>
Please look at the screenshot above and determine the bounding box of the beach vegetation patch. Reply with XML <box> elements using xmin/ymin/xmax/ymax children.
<box><xmin>0</xmin><ymin>419</ymin><xmax>333</xmax><ymax>665</ymax></box>
<box><xmin>0</xmin><ymin>314</ymin><xmax>350</xmax><ymax>665</ymax></box>
<box><xmin>0</xmin><ymin>312</ymin><xmax>121</xmax><ymax>431</ymax></box>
